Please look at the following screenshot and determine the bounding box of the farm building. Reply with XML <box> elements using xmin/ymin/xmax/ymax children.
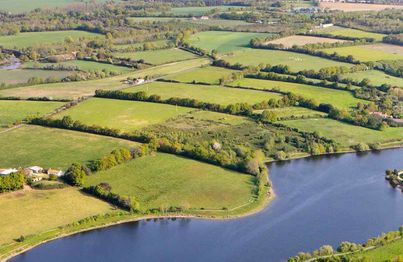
<box><xmin>0</xmin><ymin>168</ymin><xmax>18</xmax><ymax>175</ymax></box>
<box><xmin>28</xmin><ymin>166</ymin><xmax>44</xmax><ymax>174</ymax></box>
<box><xmin>47</xmin><ymin>168</ymin><xmax>64</xmax><ymax>177</ymax></box>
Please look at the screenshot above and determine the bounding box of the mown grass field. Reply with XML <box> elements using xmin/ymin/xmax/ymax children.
<box><xmin>341</xmin><ymin>70</ymin><xmax>403</xmax><ymax>88</ymax></box>
<box><xmin>0</xmin><ymin>0</ymin><xmax>112</xmax><ymax>13</ymax></box>
<box><xmin>167</xmin><ymin>5</ymin><xmax>244</xmax><ymax>16</ymax></box>
<box><xmin>267</xmin><ymin>35</ymin><xmax>348</xmax><ymax>48</ymax></box>
<box><xmin>0</xmin><ymin>100</ymin><xmax>64</xmax><ymax>127</ymax></box>
<box><xmin>0</xmin><ymin>69</ymin><xmax>73</xmax><ymax>84</ymax></box>
<box><xmin>84</xmin><ymin>153</ymin><xmax>255</xmax><ymax>210</ymax></box>
<box><xmin>0</xmin><ymin>188</ymin><xmax>112</xmax><ymax>245</ymax></box>
<box><xmin>322</xmin><ymin>45</ymin><xmax>403</xmax><ymax>62</ymax></box>
<box><xmin>0</xmin><ymin>30</ymin><xmax>102</xmax><ymax>49</ymax></box>
<box><xmin>0</xmin><ymin>58</ymin><xmax>210</xmax><ymax>99</ymax></box>
<box><xmin>115</xmin><ymin>48</ymin><xmax>198</xmax><ymax>65</ymax></box>
<box><xmin>223</xmin><ymin>48</ymin><xmax>352</xmax><ymax>71</ymax></box>
<box><xmin>317</xmin><ymin>26</ymin><xmax>386</xmax><ymax>41</ymax></box>
<box><xmin>162</xmin><ymin>66</ymin><xmax>237</xmax><ymax>84</ymax></box>
<box><xmin>55</xmin><ymin>98</ymin><xmax>195</xmax><ymax>132</ymax></box>
<box><xmin>229</xmin><ymin>78</ymin><xmax>365</xmax><ymax>109</ymax></box>
<box><xmin>0</xmin><ymin>125</ymin><xmax>139</xmax><ymax>168</ymax></box>
<box><xmin>254</xmin><ymin>107</ymin><xmax>327</xmax><ymax>119</ymax></box>
<box><xmin>123</xmin><ymin>81</ymin><xmax>282</xmax><ymax>105</ymax></box>
<box><xmin>113</xmin><ymin>40</ymin><xmax>171</xmax><ymax>50</ymax></box>
<box><xmin>188</xmin><ymin>31</ymin><xmax>272</xmax><ymax>53</ymax></box>
<box><xmin>25</xmin><ymin>60</ymin><xmax>133</xmax><ymax>73</ymax></box>
<box><xmin>349</xmin><ymin>238</ymin><xmax>403</xmax><ymax>261</ymax></box>
<box><xmin>280</xmin><ymin>118</ymin><xmax>403</xmax><ymax>147</ymax></box>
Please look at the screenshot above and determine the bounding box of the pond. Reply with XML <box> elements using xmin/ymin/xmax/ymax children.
<box><xmin>10</xmin><ymin>148</ymin><xmax>403</xmax><ymax>262</ymax></box>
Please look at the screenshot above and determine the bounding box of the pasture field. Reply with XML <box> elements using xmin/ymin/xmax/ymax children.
<box><xmin>188</xmin><ymin>31</ymin><xmax>272</xmax><ymax>53</ymax></box>
<box><xmin>187</xmin><ymin>18</ymin><xmax>252</xmax><ymax>27</ymax></box>
<box><xmin>162</xmin><ymin>66</ymin><xmax>237</xmax><ymax>84</ymax></box>
<box><xmin>84</xmin><ymin>153</ymin><xmax>255</xmax><ymax>210</ymax></box>
<box><xmin>0</xmin><ymin>0</ymin><xmax>112</xmax><ymax>13</ymax></box>
<box><xmin>0</xmin><ymin>125</ymin><xmax>139</xmax><ymax>168</ymax></box>
<box><xmin>254</xmin><ymin>107</ymin><xmax>327</xmax><ymax>119</ymax></box>
<box><xmin>322</xmin><ymin>45</ymin><xmax>403</xmax><ymax>62</ymax></box>
<box><xmin>316</xmin><ymin>26</ymin><xmax>386</xmax><ymax>41</ymax></box>
<box><xmin>0</xmin><ymin>58</ymin><xmax>210</xmax><ymax>99</ymax></box>
<box><xmin>223</xmin><ymin>48</ymin><xmax>353</xmax><ymax>71</ymax></box>
<box><xmin>25</xmin><ymin>60</ymin><xmax>133</xmax><ymax>73</ymax></box>
<box><xmin>113</xmin><ymin>40</ymin><xmax>171</xmax><ymax>51</ymax></box>
<box><xmin>267</xmin><ymin>35</ymin><xmax>348</xmax><ymax>48</ymax></box>
<box><xmin>229</xmin><ymin>78</ymin><xmax>365</xmax><ymax>109</ymax></box>
<box><xmin>0</xmin><ymin>188</ymin><xmax>112</xmax><ymax>246</ymax></box>
<box><xmin>123</xmin><ymin>81</ymin><xmax>282</xmax><ymax>105</ymax></box>
<box><xmin>0</xmin><ymin>69</ymin><xmax>73</xmax><ymax>84</ymax></box>
<box><xmin>0</xmin><ymin>30</ymin><xmax>102</xmax><ymax>49</ymax></box>
<box><xmin>55</xmin><ymin>98</ymin><xmax>195</xmax><ymax>132</ymax></box>
<box><xmin>0</xmin><ymin>100</ymin><xmax>64</xmax><ymax>127</ymax></box>
<box><xmin>319</xmin><ymin>2</ymin><xmax>403</xmax><ymax>12</ymax></box>
<box><xmin>280</xmin><ymin>118</ymin><xmax>403</xmax><ymax>147</ymax></box>
<box><xmin>349</xmin><ymin>238</ymin><xmax>403</xmax><ymax>261</ymax></box>
<box><xmin>341</xmin><ymin>70</ymin><xmax>403</xmax><ymax>88</ymax></box>
<box><xmin>115</xmin><ymin>48</ymin><xmax>198</xmax><ymax>65</ymax></box>
<box><xmin>167</xmin><ymin>5</ymin><xmax>244</xmax><ymax>16</ymax></box>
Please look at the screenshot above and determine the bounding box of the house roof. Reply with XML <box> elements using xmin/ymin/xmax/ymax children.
<box><xmin>28</xmin><ymin>166</ymin><xmax>43</xmax><ymax>171</ymax></box>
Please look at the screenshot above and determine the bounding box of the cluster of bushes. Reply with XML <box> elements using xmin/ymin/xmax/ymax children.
<box><xmin>179</xmin><ymin>43</ymin><xmax>208</xmax><ymax>56</ymax></box>
<box><xmin>0</xmin><ymin>172</ymin><xmax>25</xmax><ymax>193</ymax></box>
<box><xmin>383</xmin><ymin>34</ymin><xmax>403</xmax><ymax>46</ymax></box>
<box><xmin>385</xmin><ymin>169</ymin><xmax>403</xmax><ymax>189</ymax></box>
<box><xmin>31</xmin><ymin>181</ymin><xmax>68</xmax><ymax>190</ymax></box>
<box><xmin>289</xmin><ymin>226</ymin><xmax>403</xmax><ymax>262</ymax></box>
<box><xmin>113</xmin><ymin>41</ymin><xmax>175</xmax><ymax>53</ymax></box>
<box><xmin>28</xmin><ymin>64</ymin><xmax>80</xmax><ymax>71</ymax></box>
<box><xmin>83</xmin><ymin>183</ymin><xmax>140</xmax><ymax>212</ymax></box>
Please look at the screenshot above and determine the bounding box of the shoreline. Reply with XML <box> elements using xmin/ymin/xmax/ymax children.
<box><xmin>1</xmin><ymin>188</ymin><xmax>275</xmax><ymax>262</ymax></box>
<box><xmin>2</xmin><ymin>144</ymin><xmax>403</xmax><ymax>262</ymax></box>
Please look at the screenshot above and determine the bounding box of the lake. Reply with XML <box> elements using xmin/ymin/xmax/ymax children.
<box><xmin>10</xmin><ymin>148</ymin><xmax>403</xmax><ymax>262</ymax></box>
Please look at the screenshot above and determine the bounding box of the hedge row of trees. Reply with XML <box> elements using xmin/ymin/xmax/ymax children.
<box><xmin>83</xmin><ymin>183</ymin><xmax>140</xmax><ymax>212</ymax></box>
<box><xmin>383</xmin><ymin>34</ymin><xmax>403</xmax><ymax>46</ymax></box>
<box><xmin>288</xmin><ymin>226</ymin><xmax>403</xmax><ymax>262</ymax></box>
<box><xmin>0</xmin><ymin>172</ymin><xmax>25</xmax><ymax>193</ymax></box>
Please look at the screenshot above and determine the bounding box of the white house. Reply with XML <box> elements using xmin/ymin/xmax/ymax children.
<box><xmin>47</xmin><ymin>168</ymin><xmax>64</xmax><ymax>177</ymax></box>
<box><xmin>28</xmin><ymin>166</ymin><xmax>44</xmax><ymax>174</ymax></box>
<box><xmin>0</xmin><ymin>168</ymin><xmax>18</xmax><ymax>176</ymax></box>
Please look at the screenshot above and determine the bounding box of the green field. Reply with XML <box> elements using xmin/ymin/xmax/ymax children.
<box><xmin>55</xmin><ymin>98</ymin><xmax>195</xmax><ymax>132</ymax></box>
<box><xmin>317</xmin><ymin>26</ymin><xmax>386</xmax><ymax>41</ymax></box>
<box><xmin>0</xmin><ymin>188</ymin><xmax>112</xmax><ymax>245</ymax></box>
<box><xmin>128</xmin><ymin>17</ymin><xmax>251</xmax><ymax>27</ymax></box>
<box><xmin>115</xmin><ymin>49</ymin><xmax>198</xmax><ymax>65</ymax></box>
<box><xmin>322</xmin><ymin>45</ymin><xmax>403</xmax><ymax>62</ymax></box>
<box><xmin>341</xmin><ymin>70</ymin><xmax>403</xmax><ymax>88</ymax></box>
<box><xmin>0</xmin><ymin>69</ymin><xmax>73</xmax><ymax>84</ymax></box>
<box><xmin>0</xmin><ymin>100</ymin><xmax>64</xmax><ymax>127</ymax></box>
<box><xmin>0</xmin><ymin>58</ymin><xmax>210</xmax><ymax>99</ymax></box>
<box><xmin>188</xmin><ymin>31</ymin><xmax>272</xmax><ymax>54</ymax></box>
<box><xmin>0</xmin><ymin>30</ymin><xmax>102</xmax><ymax>49</ymax></box>
<box><xmin>84</xmin><ymin>153</ymin><xmax>255</xmax><ymax>210</ymax></box>
<box><xmin>254</xmin><ymin>107</ymin><xmax>327</xmax><ymax>119</ymax></box>
<box><xmin>113</xmin><ymin>40</ymin><xmax>171</xmax><ymax>51</ymax></box>
<box><xmin>280</xmin><ymin>118</ymin><xmax>403</xmax><ymax>147</ymax></box>
<box><xmin>0</xmin><ymin>125</ymin><xmax>139</xmax><ymax>169</ymax></box>
<box><xmin>229</xmin><ymin>78</ymin><xmax>365</xmax><ymax>109</ymax></box>
<box><xmin>349</xmin><ymin>238</ymin><xmax>403</xmax><ymax>261</ymax></box>
<box><xmin>162</xmin><ymin>66</ymin><xmax>237</xmax><ymax>84</ymax></box>
<box><xmin>0</xmin><ymin>0</ymin><xmax>112</xmax><ymax>13</ymax></box>
<box><xmin>167</xmin><ymin>5</ymin><xmax>244</xmax><ymax>16</ymax></box>
<box><xmin>123</xmin><ymin>81</ymin><xmax>282</xmax><ymax>106</ymax></box>
<box><xmin>25</xmin><ymin>60</ymin><xmax>133</xmax><ymax>73</ymax></box>
<box><xmin>223</xmin><ymin>48</ymin><xmax>353</xmax><ymax>71</ymax></box>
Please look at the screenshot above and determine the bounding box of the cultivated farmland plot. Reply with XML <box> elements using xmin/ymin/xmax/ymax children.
<box><xmin>322</xmin><ymin>45</ymin><xmax>403</xmax><ymax>62</ymax></box>
<box><xmin>315</xmin><ymin>26</ymin><xmax>386</xmax><ymax>41</ymax></box>
<box><xmin>115</xmin><ymin>49</ymin><xmax>199</xmax><ymax>65</ymax></box>
<box><xmin>267</xmin><ymin>35</ymin><xmax>349</xmax><ymax>48</ymax></box>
